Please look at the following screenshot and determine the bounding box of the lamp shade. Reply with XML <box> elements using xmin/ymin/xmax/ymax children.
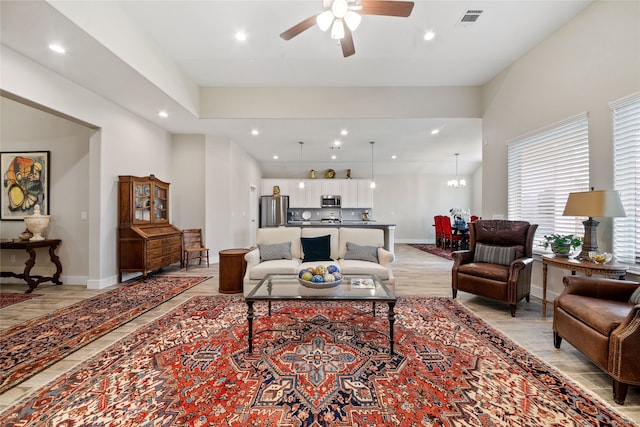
<box><xmin>562</xmin><ymin>190</ymin><xmax>626</xmax><ymax>217</ymax></box>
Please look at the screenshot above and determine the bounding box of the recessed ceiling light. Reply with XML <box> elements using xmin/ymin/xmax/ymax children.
<box><xmin>49</xmin><ymin>44</ymin><xmax>66</xmax><ymax>54</ymax></box>
<box><xmin>331</xmin><ymin>155</ymin><xmax>337</xmax><ymax>160</ymax></box>
<box><xmin>392</xmin><ymin>155</ymin><xmax>397</xmax><ymax>159</ymax></box>
<box><xmin>273</xmin><ymin>155</ymin><xmax>278</xmax><ymax>160</ymax></box>
<box><xmin>235</xmin><ymin>31</ymin><xmax>247</xmax><ymax>42</ymax></box>
<box><xmin>431</xmin><ymin>129</ymin><xmax>440</xmax><ymax>135</ymax></box>
<box><xmin>340</xmin><ymin>129</ymin><xmax>348</xmax><ymax>136</ymax></box>
<box><xmin>424</xmin><ymin>31</ymin><xmax>436</xmax><ymax>41</ymax></box>
<box><xmin>251</xmin><ymin>129</ymin><xmax>259</xmax><ymax>136</ymax></box>
<box><xmin>158</xmin><ymin>111</ymin><xmax>168</xmax><ymax>118</ymax></box>
<box><xmin>333</xmin><ymin>140</ymin><xmax>341</xmax><ymax>146</ymax></box>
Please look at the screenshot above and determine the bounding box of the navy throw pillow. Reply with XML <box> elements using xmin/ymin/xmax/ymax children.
<box><xmin>301</xmin><ymin>235</ymin><xmax>332</xmax><ymax>262</ymax></box>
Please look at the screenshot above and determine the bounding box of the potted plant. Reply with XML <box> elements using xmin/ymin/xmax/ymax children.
<box><xmin>543</xmin><ymin>234</ymin><xmax>582</xmax><ymax>257</ymax></box>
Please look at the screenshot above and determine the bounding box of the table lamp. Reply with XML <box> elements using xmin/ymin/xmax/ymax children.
<box><xmin>562</xmin><ymin>188</ymin><xmax>626</xmax><ymax>260</ymax></box>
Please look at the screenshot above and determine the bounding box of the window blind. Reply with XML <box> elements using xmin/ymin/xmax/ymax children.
<box><xmin>612</xmin><ymin>94</ymin><xmax>640</xmax><ymax>265</ymax></box>
<box><xmin>507</xmin><ymin>114</ymin><xmax>589</xmax><ymax>247</ymax></box>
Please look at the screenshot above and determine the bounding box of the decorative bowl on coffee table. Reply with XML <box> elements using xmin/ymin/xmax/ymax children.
<box><xmin>298</xmin><ymin>277</ymin><xmax>343</xmax><ymax>289</ymax></box>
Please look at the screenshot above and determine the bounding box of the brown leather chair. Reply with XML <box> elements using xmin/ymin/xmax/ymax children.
<box><xmin>451</xmin><ymin>219</ymin><xmax>538</xmax><ymax>317</ymax></box>
<box><xmin>553</xmin><ymin>276</ymin><xmax>640</xmax><ymax>405</ymax></box>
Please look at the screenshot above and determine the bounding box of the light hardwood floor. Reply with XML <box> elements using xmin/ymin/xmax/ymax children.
<box><xmin>1</xmin><ymin>244</ymin><xmax>638</xmax><ymax>422</ymax></box>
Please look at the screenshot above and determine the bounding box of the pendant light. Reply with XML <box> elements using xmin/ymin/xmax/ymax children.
<box><xmin>370</xmin><ymin>141</ymin><xmax>376</xmax><ymax>189</ymax></box>
<box><xmin>447</xmin><ymin>153</ymin><xmax>466</xmax><ymax>188</ymax></box>
<box><xmin>298</xmin><ymin>141</ymin><xmax>305</xmax><ymax>189</ymax></box>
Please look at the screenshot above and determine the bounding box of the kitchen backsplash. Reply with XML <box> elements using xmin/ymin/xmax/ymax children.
<box><xmin>288</xmin><ymin>208</ymin><xmax>373</xmax><ymax>222</ymax></box>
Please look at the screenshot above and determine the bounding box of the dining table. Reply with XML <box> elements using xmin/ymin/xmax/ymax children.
<box><xmin>452</xmin><ymin>223</ymin><xmax>470</xmax><ymax>250</ymax></box>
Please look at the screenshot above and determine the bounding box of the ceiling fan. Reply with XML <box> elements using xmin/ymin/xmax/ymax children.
<box><xmin>280</xmin><ymin>0</ymin><xmax>415</xmax><ymax>58</ymax></box>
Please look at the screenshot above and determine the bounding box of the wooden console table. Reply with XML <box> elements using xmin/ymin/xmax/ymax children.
<box><xmin>541</xmin><ymin>254</ymin><xmax>627</xmax><ymax>317</ymax></box>
<box><xmin>1</xmin><ymin>239</ymin><xmax>63</xmax><ymax>293</ymax></box>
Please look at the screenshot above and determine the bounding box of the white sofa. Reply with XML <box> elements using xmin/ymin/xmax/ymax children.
<box><xmin>243</xmin><ymin>227</ymin><xmax>395</xmax><ymax>293</ymax></box>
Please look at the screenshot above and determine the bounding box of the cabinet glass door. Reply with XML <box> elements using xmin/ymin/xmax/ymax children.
<box><xmin>154</xmin><ymin>185</ymin><xmax>168</xmax><ymax>220</ymax></box>
<box><xmin>135</xmin><ymin>183</ymin><xmax>151</xmax><ymax>221</ymax></box>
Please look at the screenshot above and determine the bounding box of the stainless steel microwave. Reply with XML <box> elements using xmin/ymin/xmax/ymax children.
<box><xmin>321</xmin><ymin>195</ymin><xmax>341</xmax><ymax>208</ymax></box>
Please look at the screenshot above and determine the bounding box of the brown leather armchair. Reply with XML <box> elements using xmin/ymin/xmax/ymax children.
<box><xmin>553</xmin><ymin>276</ymin><xmax>640</xmax><ymax>405</ymax></box>
<box><xmin>451</xmin><ymin>219</ymin><xmax>538</xmax><ymax>317</ymax></box>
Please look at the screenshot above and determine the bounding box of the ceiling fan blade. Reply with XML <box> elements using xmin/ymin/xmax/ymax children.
<box><xmin>359</xmin><ymin>0</ymin><xmax>414</xmax><ymax>17</ymax></box>
<box><xmin>341</xmin><ymin>27</ymin><xmax>356</xmax><ymax>57</ymax></box>
<box><xmin>280</xmin><ymin>15</ymin><xmax>319</xmax><ymax>40</ymax></box>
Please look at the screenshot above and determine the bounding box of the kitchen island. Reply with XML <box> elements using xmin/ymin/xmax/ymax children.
<box><xmin>286</xmin><ymin>221</ymin><xmax>396</xmax><ymax>254</ymax></box>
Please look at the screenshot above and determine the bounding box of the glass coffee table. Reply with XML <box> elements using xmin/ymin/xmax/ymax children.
<box><xmin>245</xmin><ymin>274</ymin><xmax>397</xmax><ymax>354</ymax></box>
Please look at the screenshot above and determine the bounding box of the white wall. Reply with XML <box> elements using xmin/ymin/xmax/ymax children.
<box><xmin>0</xmin><ymin>97</ymin><xmax>91</xmax><ymax>284</ymax></box>
<box><xmin>373</xmin><ymin>174</ymin><xmax>473</xmax><ymax>243</ymax></box>
<box><xmin>172</xmin><ymin>134</ymin><xmax>262</xmax><ymax>264</ymax></box>
<box><xmin>1</xmin><ymin>47</ymin><xmax>174</xmax><ymax>288</ymax></box>
<box><xmin>481</xmin><ymin>1</ymin><xmax>640</xmax><ymax>297</ymax></box>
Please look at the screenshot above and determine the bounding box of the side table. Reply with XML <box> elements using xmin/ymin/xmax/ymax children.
<box><xmin>541</xmin><ymin>254</ymin><xmax>628</xmax><ymax>317</ymax></box>
<box><xmin>219</xmin><ymin>248</ymin><xmax>250</xmax><ymax>294</ymax></box>
<box><xmin>1</xmin><ymin>239</ymin><xmax>63</xmax><ymax>293</ymax></box>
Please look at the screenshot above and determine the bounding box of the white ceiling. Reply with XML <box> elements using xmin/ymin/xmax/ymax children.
<box><xmin>0</xmin><ymin>0</ymin><xmax>591</xmax><ymax>177</ymax></box>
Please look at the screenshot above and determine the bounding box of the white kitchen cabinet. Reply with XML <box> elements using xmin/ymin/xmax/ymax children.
<box><xmin>341</xmin><ymin>180</ymin><xmax>359</xmax><ymax>208</ymax></box>
<box><xmin>288</xmin><ymin>180</ymin><xmax>306</xmax><ymax>207</ymax></box>
<box><xmin>321</xmin><ymin>179</ymin><xmax>342</xmax><ymax>196</ymax></box>
<box><xmin>304</xmin><ymin>180</ymin><xmax>322</xmax><ymax>208</ymax></box>
<box><xmin>357</xmin><ymin>180</ymin><xmax>374</xmax><ymax>208</ymax></box>
<box><xmin>261</xmin><ymin>179</ymin><xmax>290</xmax><ymax>196</ymax></box>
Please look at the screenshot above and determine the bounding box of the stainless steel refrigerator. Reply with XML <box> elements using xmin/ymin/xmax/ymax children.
<box><xmin>260</xmin><ymin>195</ymin><xmax>289</xmax><ymax>227</ymax></box>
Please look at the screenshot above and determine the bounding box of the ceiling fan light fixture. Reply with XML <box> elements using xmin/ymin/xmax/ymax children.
<box><xmin>344</xmin><ymin>10</ymin><xmax>362</xmax><ymax>31</ymax></box>
<box><xmin>331</xmin><ymin>19</ymin><xmax>345</xmax><ymax>39</ymax></box>
<box><xmin>331</xmin><ymin>0</ymin><xmax>349</xmax><ymax>18</ymax></box>
<box><xmin>317</xmin><ymin>11</ymin><xmax>334</xmax><ymax>31</ymax></box>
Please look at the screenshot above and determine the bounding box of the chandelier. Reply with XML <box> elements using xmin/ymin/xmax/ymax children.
<box><xmin>447</xmin><ymin>153</ymin><xmax>466</xmax><ymax>188</ymax></box>
<box><xmin>316</xmin><ymin>0</ymin><xmax>362</xmax><ymax>40</ymax></box>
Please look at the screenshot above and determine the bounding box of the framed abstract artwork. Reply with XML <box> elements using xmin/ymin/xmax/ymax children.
<box><xmin>1</xmin><ymin>151</ymin><xmax>50</xmax><ymax>220</ymax></box>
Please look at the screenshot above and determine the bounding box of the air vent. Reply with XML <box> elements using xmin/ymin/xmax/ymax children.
<box><xmin>460</xmin><ymin>9</ymin><xmax>483</xmax><ymax>23</ymax></box>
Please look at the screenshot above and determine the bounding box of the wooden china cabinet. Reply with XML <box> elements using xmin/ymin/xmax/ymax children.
<box><xmin>117</xmin><ymin>175</ymin><xmax>182</xmax><ymax>282</ymax></box>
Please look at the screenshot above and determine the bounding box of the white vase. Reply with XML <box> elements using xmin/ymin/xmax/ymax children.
<box><xmin>24</xmin><ymin>205</ymin><xmax>50</xmax><ymax>241</ymax></box>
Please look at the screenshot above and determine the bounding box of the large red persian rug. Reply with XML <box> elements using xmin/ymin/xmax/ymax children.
<box><xmin>0</xmin><ymin>292</ymin><xmax>42</xmax><ymax>309</ymax></box>
<box><xmin>1</xmin><ymin>296</ymin><xmax>634</xmax><ymax>426</ymax></box>
<box><xmin>0</xmin><ymin>275</ymin><xmax>209</xmax><ymax>394</ymax></box>
<box><xmin>409</xmin><ymin>243</ymin><xmax>453</xmax><ymax>260</ymax></box>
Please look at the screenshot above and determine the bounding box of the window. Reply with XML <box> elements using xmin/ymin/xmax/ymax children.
<box><xmin>612</xmin><ymin>94</ymin><xmax>640</xmax><ymax>266</ymax></box>
<box><xmin>507</xmin><ymin>113</ymin><xmax>589</xmax><ymax>247</ymax></box>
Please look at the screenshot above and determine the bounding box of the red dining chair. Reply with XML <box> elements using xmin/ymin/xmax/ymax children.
<box><xmin>434</xmin><ymin>215</ymin><xmax>444</xmax><ymax>247</ymax></box>
<box><xmin>441</xmin><ymin>216</ymin><xmax>463</xmax><ymax>250</ymax></box>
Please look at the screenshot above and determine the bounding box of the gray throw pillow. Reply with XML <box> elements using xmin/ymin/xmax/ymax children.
<box><xmin>259</xmin><ymin>242</ymin><xmax>292</xmax><ymax>261</ymax></box>
<box><xmin>344</xmin><ymin>242</ymin><xmax>379</xmax><ymax>263</ymax></box>
<box><xmin>473</xmin><ymin>243</ymin><xmax>517</xmax><ymax>266</ymax></box>
<box><xmin>629</xmin><ymin>286</ymin><xmax>640</xmax><ymax>305</ymax></box>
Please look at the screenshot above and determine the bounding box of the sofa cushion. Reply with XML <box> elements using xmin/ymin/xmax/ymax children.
<box><xmin>473</xmin><ymin>243</ymin><xmax>517</xmax><ymax>266</ymax></box>
<box><xmin>344</xmin><ymin>242</ymin><xmax>379</xmax><ymax>263</ymax></box>
<box><xmin>256</xmin><ymin>227</ymin><xmax>302</xmax><ymax>259</ymax></box>
<box><xmin>249</xmin><ymin>259</ymin><xmax>300</xmax><ymax>280</ymax></box>
<box><xmin>630</xmin><ymin>286</ymin><xmax>640</xmax><ymax>304</ymax></box>
<box><xmin>557</xmin><ymin>294</ymin><xmax>632</xmax><ymax>336</ymax></box>
<box><xmin>458</xmin><ymin>262</ymin><xmax>509</xmax><ymax>282</ymax></box>
<box><xmin>258</xmin><ymin>242</ymin><xmax>291</xmax><ymax>261</ymax></box>
<box><xmin>301</xmin><ymin>228</ymin><xmax>340</xmax><ymax>260</ymax></box>
<box><xmin>339</xmin><ymin>228</ymin><xmax>384</xmax><ymax>259</ymax></box>
<box><xmin>301</xmin><ymin>234</ymin><xmax>332</xmax><ymax>262</ymax></box>
<box><xmin>338</xmin><ymin>259</ymin><xmax>390</xmax><ymax>281</ymax></box>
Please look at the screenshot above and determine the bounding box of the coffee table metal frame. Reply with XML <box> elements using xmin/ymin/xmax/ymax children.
<box><xmin>244</xmin><ymin>274</ymin><xmax>397</xmax><ymax>354</ymax></box>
